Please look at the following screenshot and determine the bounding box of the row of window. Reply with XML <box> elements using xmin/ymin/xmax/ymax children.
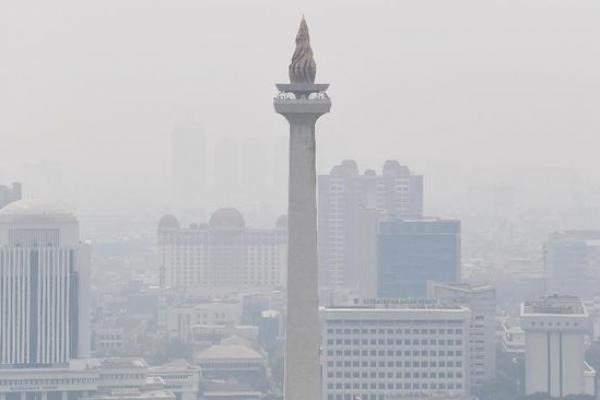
<box><xmin>327</xmin><ymin>371</ymin><xmax>463</xmax><ymax>378</ymax></box>
<box><xmin>327</xmin><ymin>328</ymin><xmax>463</xmax><ymax>334</ymax></box>
<box><xmin>327</xmin><ymin>338</ymin><xmax>463</xmax><ymax>345</ymax></box>
<box><xmin>0</xmin><ymin>377</ymin><xmax>95</xmax><ymax>386</ymax></box>
<box><xmin>327</xmin><ymin>382</ymin><xmax>464</xmax><ymax>391</ymax></box>
<box><xmin>326</xmin><ymin>349</ymin><xmax>464</xmax><ymax>357</ymax></box>
<box><xmin>326</xmin><ymin>360</ymin><xmax>463</xmax><ymax>368</ymax></box>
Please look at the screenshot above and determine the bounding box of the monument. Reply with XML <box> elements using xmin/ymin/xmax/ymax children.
<box><xmin>274</xmin><ymin>17</ymin><xmax>331</xmax><ymax>400</ymax></box>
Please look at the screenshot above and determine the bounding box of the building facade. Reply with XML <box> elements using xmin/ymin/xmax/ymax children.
<box><xmin>378</xmin><ymin>219</ymin><xmax>461</xmax><ymax>298</ymax></box>
<box><xmin>318</xmin><ymin>160</ymin><xmax>423</xmax><ymax>290</ymax></box>
<box><xmin>321</xmin><ymin>300</ymin><xmax>471</xmax><ymax>400</ymax></box>
<box><xmin>544</xmin><ymin>230</ymin><xmax>600</xmax><ymax>298</ymax></box>
<box><xmin>426</xmin><ymin>282</ymin><xmax>496</xmax><ymax>386</ymax></box>
<box><xmin>157</xmin><ymin>209</ymin><xmax>287</xmax><ymax>291</ymax></box>
<box><xmin>520</xmin><ymin>295</ymin><xmax>595</xmax><ymax>397</ymax></box>
<box><xmin>0</xmin><ymin>199</ymin><xmax>90</xmax><ymax>367</ymax></box>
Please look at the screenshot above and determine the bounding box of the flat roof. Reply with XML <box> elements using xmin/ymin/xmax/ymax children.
<box><xmin>522</xmin><ymin>295</ymin><xmax>585</xmax><ymax>316</ymax></box>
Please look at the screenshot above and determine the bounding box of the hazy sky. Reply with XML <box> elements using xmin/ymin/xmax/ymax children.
<box><xmin>1</xmin><ymin>0</ymin><xmax>599</xmax><ymax>218</ymax></box>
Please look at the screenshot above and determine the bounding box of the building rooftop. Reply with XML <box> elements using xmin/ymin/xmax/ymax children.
<box><xmin>149</xmin><ymin>358</ymin><xmax>198</xmax><ymax>372</ymax></box>
<box><xmin>209</xmin><ymin>208</ymin><xmax>245</xmax><ymax>229</ymax></box>
<box><xmin>197</xmin><ymin>344</ymin><xmax>264</xmax><ymax>361</ymax></box>
<box><xmin>326</xmin><ymin>297</ymin><xmax>465</xmax><ymax>311</ymax></box>
<box><xmin>522</xmin><ymin>294</ymin><xmax>586</xmax><ymax>316</ymax></box>
<box><xmin>0</xmin><ymin>198</ymin><xmax>76</xmax><ymax>223</ymax></box>
<box><xmin>99</xmin><ymin>357</ymin><xmax>148</xmax><ymax>369</ymax></box>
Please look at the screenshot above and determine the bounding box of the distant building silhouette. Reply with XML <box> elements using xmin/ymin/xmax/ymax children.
<box><xmin>318</xmin><ymin>160</ymin><xmax>423</xmax><ymax>291</ymax></box>
<box><xmin>212</xmin><ymin>138</ymin><xmax>240</xmax><ymax>204</ymax></box>
<box><xmin>157</xmin><ymin>209</ymin><xmax>287</xmax><ymax>291</ymax></box>
<box><xmin>544</xmin><ymin>230</ymin><xmax>600</xmax><ymax>298</ymax></box>
<box><xmin>0</xmin><ymin>182</ymin><xmax>22</xmax><ymax>209</ymax></box>
<box><xmin>170</xmin><ymin>120</ymin><xmax>206</xmax><ymax>217</ymax></box>
<box><xmin>378</xmin><ymin>218</ymin><xmax>460</xmax><ymax>298</ymax></box>
<box><xmin>0</xmin><ymin>199</ymin><xmax>90</xmax><ymax>366</ymax></box>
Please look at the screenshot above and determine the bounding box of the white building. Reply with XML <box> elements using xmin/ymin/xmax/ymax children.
<box><xmin>520</xmin><ymin>294</ymin><xmax>595</xmax><ymax>397</ymax></box>
<box><xmin>161</xmin><ymin>300</ymin><xmax>243</xmax><ymax>343</ymax></box>
<box><xmin>321</xmin><ymin>299</ymin><xmax>471</xmax><ymax>400</ymax></box>
<box><xmin>426</xmin><ymin>282</ymin><xmax>496</xmax><ymax>386</ymax></box>
<box><xmin>0</xmin><ymin>199</ymin><xmax>90</xmax><ymax>366</ymax></box>
<box><xmin>157</xmin><ymin>209</ymin><xmax>287</xmax><ymax>292</ymax></box>
<box><xmin>0</xmin><ymin>357</ymin><xmax>200</xmax><ymax>400</ymax></box>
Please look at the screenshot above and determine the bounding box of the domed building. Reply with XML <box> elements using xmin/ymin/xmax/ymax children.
<box><xmin>157</xmin><ymin>209</ymin><xmax>287</xmax><ymax>292</ymax></box>
<box><xmin>0</xmin><ymin>199</ymin><xmax>79</xmax><ymax>247</ymax></box>
<box><xmin>209</xmin><ymin>208</ymin><xmax>245</xmax><ymax>229</ymax></box>
<box><xmin>0</xmin><ymin>199</ymin><xmax>90</xmax><ymax>367</ymax></box>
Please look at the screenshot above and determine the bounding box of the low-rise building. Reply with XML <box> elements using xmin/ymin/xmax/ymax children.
<box><xmin>148</xmin><ymin>359</ymin><xmax>201</xmax><ymax>400</ymax></box>
<box><xmin>321</xmin><ymin>299</ymin><xmax>471</xmax><ymax>400</ymax></box>
<box><xmin>196</xmin><ymin>344</ymin><xmax>267</xmax><ymax>391</ymax></box>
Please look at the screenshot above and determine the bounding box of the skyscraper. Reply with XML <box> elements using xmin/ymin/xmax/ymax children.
<box><xmin>0</xmin><ymin>199</ymin><xmax>90</xmax><ymax>366</ymax></box>
<box><xmin>378</xmin><ymin>218</ymin><xmax>461</xmax><ymax>298</ymax></box>
<box><xmin>274</xmin><ymin>17</ymin><xmax>331</xmax><ymax>400</ymax></box>
<box><xmin>318</xmin><ymin>160</ymin><xmax>423</xmax><ymax>290</ymax></box>
<box><xmin>544</xmin><ymin>230</ymin><xmax>600</xmax><ymax>298</ymax></box>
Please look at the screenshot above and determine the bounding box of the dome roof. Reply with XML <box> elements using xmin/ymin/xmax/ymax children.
<box><xmin>382</xmin><ymin>160</ymin><xmax>410</xmax><ymax>177</ymax></box>
<box><xmin>0</xmin><ymin>199</ymin><xmax>76</xmax><ymax>223</ymax></box>
<box><xmin>275</xmin><ymin>215</ymin><xmax>288</xmax><ymax>229</ymax></box>
<box><xmin>158</xmin><ymin>214</ymin><xmax>180</xmax><ymax>230</ymax></box>
<box><xmin>209</xmin><ymin>208</ymin><xmax>245</xmax><ymax>229</ymax></box>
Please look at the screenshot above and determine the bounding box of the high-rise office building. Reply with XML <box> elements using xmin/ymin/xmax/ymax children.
<box><xmin>318</xmin><ymin>160</ymin><xmax>423</xmax><ymax>290</ymax></box>
<box><xmin>157</xmin><ymin>209</ymin><xmax>287</xmax><ymax>291</ymax></box>
<box><xmin>378</xmin><ymin>218</ymin><xmax>460</xmax><ymax>298</ymax></box>
<box><xmin>0</xmin><ymin>182</ymin><xmax>22</xmax><ymax>210</ymax></box>
<box><xmin>0</xmin><ymin>199</ymin><xmax>90</xmax><ymax>366</ymax></box>
<box><xmin>544</xmin><ymin>230</ymin><xmax>600</xmax><ymax>298</ymax></box>
<box><xmin>426</xmin><ymin>282</ymin><xmax>496</xmax><ymax>386</ymax></box>
<box><xmin>520</xmin><ymin>295</ymin><xmax>595</xmax><ymax>397</ymax></box>
<box><xmin>170</xmin><ymin>119</ymin><xmax>206</xmax><ymax>216</ymax></box>
<box><xmin>322</xmin><ymin>299</ymin><xmax>471</xmax><ymax>400</ymax></box>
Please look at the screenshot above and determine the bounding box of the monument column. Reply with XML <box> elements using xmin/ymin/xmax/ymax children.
<box><xmin>274</xmin><ymin>17</ymin><xmax>331</xmax><ymax>400</ymax></box>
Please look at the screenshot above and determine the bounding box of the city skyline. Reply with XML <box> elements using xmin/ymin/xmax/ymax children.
<box><xmin>2</xmin><ymin>4</ymin><xmax>600</xmax><ymax>400</ymax></box>
<box><xmin>2</xmin><ymin>0</ymin><xmax>600</xmax><ymax>220</ymax></box>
